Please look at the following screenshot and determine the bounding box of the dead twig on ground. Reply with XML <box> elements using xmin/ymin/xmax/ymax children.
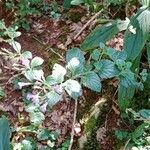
<box><xmin>74</xmin><ymin>9</ymin><xmax>103</xmax><ymax>40</ymax></box>
<box><xmin>32</xmin><ymin>36</ymin><xmax>65</xmax><ymax>62</ymax></box>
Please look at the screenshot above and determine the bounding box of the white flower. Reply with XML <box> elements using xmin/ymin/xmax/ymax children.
<box><xmin>63</xmin><ymin>79</ymin><xmax>81</xmax><ymax>94</ymax></box>
<box><xmin>51</xmin><ymin>64</ymin><xmax>67</xmax><ymax>82</ymax></box>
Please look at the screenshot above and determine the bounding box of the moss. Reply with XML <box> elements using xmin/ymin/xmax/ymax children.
<box><xmin>85</xmin><ymin>116</ymin><xmax>97</xmax><ymax>133</ymax></box>
<box><xmin>83</xmin><ymin>128</ymin><xmax>99</xmax><ymax>150</ymax></box>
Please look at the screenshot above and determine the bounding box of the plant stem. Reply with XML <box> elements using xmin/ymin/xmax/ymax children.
<box><xmin>68</xmin><ymin>99</ymin><xmax>78</xmax><ymax>150</ymax></box>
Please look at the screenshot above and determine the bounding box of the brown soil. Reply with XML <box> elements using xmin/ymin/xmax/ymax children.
<box><xmin>0</xmin><ymin>4</ymin><xmax>126</xmax><ymax>149</ymax></box>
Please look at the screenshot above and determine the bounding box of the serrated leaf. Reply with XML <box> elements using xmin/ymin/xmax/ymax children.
<box><xmin>0</xmin><ymin>117</ymin><xmax>10</xmax><ymax>150</ymax></box>
<box><xmin>46</xmin><ymin>91</ymin><xmax>61</xmax><ymax>106</ymax></box>
<box><xmin>115</xmin><ymin>130</ymin><xmax>129</xmax><ymax>140</ymax></box>
<box><xmin>139</xmin><ymin>109</ymin><xmax>150</xmax><ymax>119</ymax></box>
<box><xmin>66</xmin><ymin>48</ymin><xmax>85</xmax><ymax>63</ymax></box>
<box><xmin>119</xmin><ymin>71</ymin><xmax>136</xmax><ymax>88</ymax></box>
<box><xmin>91</xmin><ymin>49</ymin><xmax>101</xmax><ymax>61</ymax></box>
<box><xmin>66</xmin><ymin>57</ymin><xmax>80</xmax><ymax>74</ymax></box>
<box><xmin>63</xmin><ymin>0</ymin><xmax>72</xmax><ymax>9</ymax></box>
<box><xmin>106</xmin><ymin>47</ymin><xmax>127</xmax><ymax>61</ymax></box>
<box><xmin>124</xmin><ymin>8</ymin><xmax>149</xmax><ymax>61</ymax></box>
<box><xmin>81</xmin><ymin>71</ymin><xmax>101</xmax><ymax>92</ymax></box>
<box><xmin>95</xmin><ymin>60</ymin><xmax>119</xmax><ymax>79</ymax></box>
<box><xmin>37</xmin><ymin>129</ymin><xmax>51</xmax><ymax>140</ymax></box>
<box><xmin>81</xmin><ymin>19</ymin><xmax>129</xmax><ymax>51</ymax></box>
<box><xmin>31</xmin><ymin>57</ymin><xmax>44</xmax><ymax>68</ymax></box>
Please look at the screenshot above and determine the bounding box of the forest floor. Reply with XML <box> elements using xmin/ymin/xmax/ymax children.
<box><xmin>0</xmin><ymin>3</ymin><xmax>131</xmax><ymax>150</ymax></box>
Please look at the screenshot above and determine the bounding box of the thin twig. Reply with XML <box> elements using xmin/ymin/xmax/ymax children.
<box><xmin>68</xmin><ymin>100</ymin><xmax>78</xmax><ymax>150</ymax></box>
<box><xmin>74</xmin><ymin>9</ymin><xmax>103</xmax><ymax>40</ymax></box>
<box><xmin>46</xmin><ymin>47</ymin><xmax>65</xmax><ymax>62</ymax></box>
<box><xmin>32</xmin><ymin>36</ymin><xmax>65</xmax><ymax>62</ymax></box>
<box><xmin>124</xmin><ymin>139</ymin><xmax>130</xmax><ymax>150</ymax></box>
<box><xmin>7</xmin><ymin>72</ymin><xmax>23</xmax><ymax>84</ymax></box>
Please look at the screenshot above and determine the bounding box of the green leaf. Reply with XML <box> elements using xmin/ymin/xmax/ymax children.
<box><xmin>63</xmin><ymin>79</ymin><xmax>82</xmax><ymax>99</ymax></box>
<box><xmin>115</xmin><ymin>130</ymin><xmax>129</xmax><ymax>140</ymax></box>
<box><xmin>139</xmin><ymin>109</ymin><xmax>150</xmax><ymax>119</ymax></box>
<box><xmin>0</xmin><ymin>87</ymin><xmax>5</xmax><ymax>99</ymax></box>
<box><xmin>51</xmin><ymin>64</ymin><xmax>67</xmax><ymax>83</ymax></box>
<box><xmin>0</xmin><ymin>21</ymin><xmax>6</xmax><ymax>30</ymax></box>
<box><xmin>141</xmin><ymin>0</ymin><xmax>150</xmax><ymax>7</ymax></box>
<box><xmin>119</xmin><ymin>71</ymin><xmax>136</xmax><ymax>88</ymax></box>
<box><xmin>147</xmin><ymin>43</ymin><xmax>150</xmax><ymax>67</ymax></box>
<box><xmin>140</xmin><ymin>69</ymin><xmax>148</xmax><ymax>82</ymax></box>
<box><xmin>22</xmin><ymin>139</ymin><xmax>33</xmax><ymax>150</ymax></box>
<box><xmin>24</xmin><ymin>70</ymin><xmax>34</xmax><ymax>81</ymax></box>
<box><xmin>105</xmin><ymin>47</ymin><xmax>127</xmax><ymax>62</ymax></box>
<box><xmin>30</xmin><ymin>111</ymin><xmax>45</xmax><ymax>125</ymax></box>
<box><xmin>13</xmin><ymin>143</ymin><xmax>23</xmax><ymax>150</ymax></box>
<box><xmin>47</xmin><ymin>140</ymin><xmax>55</xmax><ymax>148</ymax></box>
<box><xmin>61</xmin><ymin>139</ymin><xmax>70</xmax><ymax>148</ymax></box>
<box><xmin>0</xmin><ymin>117</ymin><xmax>10</xmax><ymax>150</ymax></box>
<box><xmin>25</xmin><ymin>104</ymin><xmax>39</xmax><ymax>113</ymax></box>
<box><xmin>131</xmin><ymin>123</ymin><xmax>148</xmax><ymax>140</ymax></box>
<box><xmin>81</xmin><ymin>71</ymin><xmax>101</xmax><ymax>92</ymax></box>
<box><xmin>124</xmin><ymin>8</ymin><xmax>150</xmax><ymax>61</ymax></box>
<box><xmin>63</xmin><ymin>0</ymin><xmax>72</xmax><ymax>9</ymax></box>
<box><xmin>66</xmin><ymin>48</ymin><xmax>85</xmax><ymax>63</ymax></box>
<box><xmin>66</xmin><ymin>57</ymin><xmax>80</xmax><ymax>74</ymax></box>
<box><xmin>24</xmin><ymin>69</ymin><xmax>44</xmax><ymax>81</ymax></box>
<box><xmin>71</xmin><ymin>0</ymin><xmax>84</xmax><ymax>5</ymax></box>
<box><xmin>46</xmin><ymin>91</ymin><xmax>61</xmax><ymax>106</ymax></box>
<box><xmin>31</xmin><ymin>57</ymin><xmax>44</xmax><ymax>68</ymax></box>
<box><xmin>95</xmin><ymin>60</ymin><xmax>118</xmax><ymax>79</ymax></box>
<box><xmin>118</xmin><ymin>85</ymin><xmax>135</xmax><ymax>110</ymax></box>
<box><xmin>37</xmin><ymin>128</ymin><xmax>51</xmax><ymax>140</ymax></box>
<box><xmin>91</xmin><ymin>49</ymin><xmax>101</xmax><ymax>61</ymax></box>
<box><xmin>10</xmin><ymin>41</ymin><xmax>21</xmax><ymax>53</ymax></box>
<box><xmin>81</xmin><ymin>19</ymin><xmax>129</xmax><ymax>51</ymax></box>
<box><xmin>21</xmin><ymin>51</ymin><xmax>32</xmax><ymax>59</ymax></box>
